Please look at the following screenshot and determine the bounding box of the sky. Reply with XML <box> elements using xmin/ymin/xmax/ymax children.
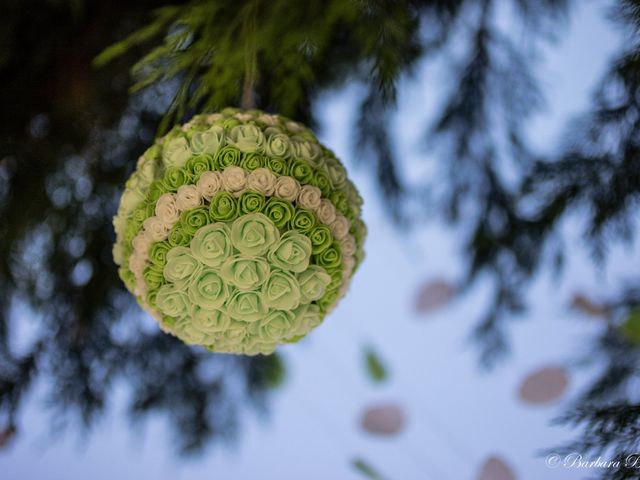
<box><xmin>0</xmin><ymin>2</ymin><xmax>631</xmax><ymax>479</ymax></box>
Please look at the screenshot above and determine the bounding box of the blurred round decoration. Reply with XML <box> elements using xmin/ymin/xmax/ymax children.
<box><xmin>518</xmin><ymin>366</ymin><xmax>569</xmax><ymax>405</ymax></box>
<box><xmin>360</xmin><ymin>403</ymin><xmax>405</xmax><ymax>436</ymax></box>
<box><xmin>414</xmin><ymin>279</ymin><xmax>456</xmax><ymax>314</ymax></box>
<box><xmin>620</xmin><ymin>309</ymin><xmax>640</xmax><ymax>345</ymax></box>
<box><xmin>477</xmin><ymin>455</ymin><xmax>516</xmax><ymax>480</ymax></box>
<box><xmin>112</xmin><ymin>108</ymin><xmax>366</xmax><ymax>355</ymax></box>
<box><xmin>570</xmin><ymin>292</ymin><xmax>608</xmax><ymax>318</ymax></box>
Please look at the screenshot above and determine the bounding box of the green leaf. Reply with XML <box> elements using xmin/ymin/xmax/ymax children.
<box><xmin>364</xmin><ymin>346</ymin><xmax>388</xmax><ymax>384</ymax></box>
<box><xmin>352</xmin><ymin>458</ymin><xmax>385</xmax><ymax>480</ymax></box>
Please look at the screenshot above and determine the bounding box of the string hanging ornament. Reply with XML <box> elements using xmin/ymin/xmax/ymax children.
<box><xmin>112</xmin><ymin>108</ymin><xmax>366</xmax><ymax>354</ymax></box>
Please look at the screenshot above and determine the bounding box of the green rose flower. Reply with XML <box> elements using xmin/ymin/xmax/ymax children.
<box><xmin>188</xmin><ymin>268</ymin><xmax>229</xmax><ymax>310</ymax></box>
<box><xmin>119</xmin><ymin>266</ymin><xmax>136</xmax><ymax>292</ymax></box>
<box><xmin>226</xmin><ymin>290</ymin><xmax>268</xmax><ymax>322</ymax></box>
<box><xmin>156</xmin><ymin>283</ymin><xmax>189</xmax><ymax>317</ymax></box>
<box><xmin>329</xmin><ymin>190</ymin><xmax>349</xmax><ymax>216</ymax></box>
<box><xmin>262</xmin><ymin>269</ymin><xmax>301</xmax><ymax>310</ymax></box>
<box><xmin>262</xmin><ymin>197</ymin><xmax>295</xmax><ymax>229</ymax></box>
<box><xmin>238</xmin><ymin>190</ymin><xmax>266</xmax><ymax>214</ymax></box>
<box><xmin>227</xmin><ymin>124</ymin><xmax>265</xmax><ymax>153</ymax></box>
<box><xmin>147</xmin><ymin>182</ymin><xmax>166</xmax><ymax>203</ymax></box>
<box><xmin>317</xmin><ymin>288</ymin><xmax>340</xmax><ymax>312</ymax></box>
<box><xmin>327</xmin><ymin>267</ymin><xmax>343</xmax><ymax>291</ymax></box>
<box><xmin>163</xmin><ymin>246</ymin><xmax>201</xmax><ymax>286</ymax></box>
<box><xmin>149</xmin><ymin>241</ymin><xmax>171</xmax><ymax>268</ymax></box>
<box><xmin>213</xmin><ymin>145</ymin><xmax>241</xmax><ymax>169</ymax></box>
<box><xmin>268</xmin><ymin>231</ymin><xmax>312</xmax><ymax>273</ymax></box>
<box><xmin>308</xmin><ymin>225</ymin><xmax>333</xmax><ymax>254</ymax></box>
<box><xmin>288</xmin><ymin>158</ymin><xmax>313</xmax><ymax>183</ymax></box>
<box><xmin>265</xmin><ymin>156</ymin><xmax>287</xmax><ymax>175</ymax></box>
<box><xmin>124</xmin><ymin>219</ymin><xmax>141</xmax><ymax>243</ymax></box>
<box><xmin>167</xmin><ymin>224</ymin><xmax>191</xmax><ymax>247</ymax></box>
<box><xmin>143</xmin><ymin>265</ymin><xmax>165</xmax><ymax>290</ymax></box>
<box><xmin>180</xmin><ymin>206</ymin><xmax>210</xmax><ymax>236</ymax></box>
<box><xmin>265</xmin><ymin>133</ymin><xmax>292</xmax><ymax>158</ymax></box>
<box><xmin>162</xmin><ymin>167</ymin><xmax>191</xmax><ymax>192</ymax></box>
<box><xmin>221</xmin><ymin>255</ymin><xmax>270</xmax><ymax>290</ymax></box>
<box><xmin>209</xmin><ymin>191</ymin><xmax>238</xmax><ymax>222</ymax></box>
<box><xmin>162</xmin><ymin>136</ymin><xmax>191</xmax><ymax>168</ymax></box>
<box><xmin>192</xmin><ymin>306</ymin><xmax>231</xmax><ymax>335</ymax></box>
<box><xmin>132</xmin><ymin>204</ymin><xmax>152</xmax><ymax>225</ymax></box>
<box><xmin>257</xmin><ymin>310</ymin><xmax>294</xmax><ymax>342</ymax></box>
<box><xmin>190</xmin><ymin>222</ymin><xmax>232</xmax><ymax>267</ymax></box>
<box><xmin>230</xmin><ymin>213</ymin><xmax>280</xmax><ymax>256</ymax></box>
<box><xmin>311</xmin><ymin>169</ymin><xmax>331</xmax><ymax>197</ymax></box>
<box><xmin>313</xmin><ymin>241</ymin><xmax>341</xmax><ymax>269</ymax></box>
<box><xmin>185</xmin><ymin>154</ymin><xmax>212</xmax><ymax>178</ymax></box>
<box><xmin>290</xmin><ymin>208</ymin><xmax>317</xmax><ymax>234</ymax></box>
<box><xmin>239</xmin><ymin>152</ymin><xmax>265</xmax><ymax>171</ymax></box>
<box><xmin>190</xmin><ymin>125</ymin><xmax>224</xmax><ymax>155</ymax></box>
<box><xmin>298</xmin><ymin>265</ymin><xmax>331</xmax><ymax>303</ymax></box>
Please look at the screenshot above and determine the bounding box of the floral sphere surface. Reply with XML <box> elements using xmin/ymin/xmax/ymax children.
<box><xmin>113</xmin><ymin>108</ymin><xmax>366</xmax><ymax>355</ymax></box>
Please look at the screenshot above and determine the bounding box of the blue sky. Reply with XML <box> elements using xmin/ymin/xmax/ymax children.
<box><xmin>0</xmin><ymin>2</ymin><xmax>632</xmax><ymax>479</ymax></box>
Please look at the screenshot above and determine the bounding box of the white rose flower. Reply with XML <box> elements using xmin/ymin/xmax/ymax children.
<box><xmin>112</xmin><ymin>243</ymin><xmax>124</xmax><ymax>265</ymax></box>
<box><xmin>343</xmin><ymin>256</ymin><xmax>356</xmax><ymax>273</ymax></box>
<box><xmin>196</xmin><ymin>171</ymin><xmax>222</xmax><ymax>200</ymax></box>
<box><xmin>136</xmin><ymin>156</ymin><xmax>157</xmax><ymax>185</ymax></box>
<box><xmin>155</xmin><ymin>193</ymin><xmax>180</xmax><ymax>226</ymax></box>
<box><xmin>341</xmin><ymin>235</ymin><xmax>356</xmax><ymax>257</ymax></box>
<box><xmin>297</xmin><ymin>185</ymin><xmax>322</xmax><ymax>210</ymax></box>
<box><xmin>132</xmin><ymin>234</ymin><xmax>153</xmax><ymax>258</ymax></box>
<box><xmin>143</xmin><ymin>216</ymin><xmax>170</xmax><ymax>242</ymax></box>
<box><xmin>258</xmin><ymin>114</ymin><xmax>279</xmax><ymax>126</ymax></box>
<box><xmin>175</xmin><ymin>185</ymin><xmax>202</xmax><ymax>211</ymax></box>
<box><xmin>221</xmin><ymin>166</ymin><xmax>247</xmax><ymax>193</ymax></box>
<box><xmin>316</xmin><ymin>199</ymin><xmax>337</xmax><ymax>225</ymax></box>
<box><xmin>128</xmin><ymin>253</ymin><xmax>147</xmax><ymax>275</ymax></box>
<box><xmin>273</xmin><ymin>176</ymin><xmax>300</xmax><ymax>202</ymax></box>
<box><xmin>247</xmin><ymin>167</ymin><xmax>276</xmax><ymax>196</ymax></box>
<box><xmin>207</xmin><ymin>113</ymin><xmax>223</xmax><ymax>123</ymax></box>
<box><xmin>286</xmin><ymin>121</ymin><xmax>304</xmax><ymax>133</ymax></box>
<box><xmin>134</xmin><ymin>277</ymin><xmax>148</xmax><ymax>297</ymax></box>
<box><xmin>234</xmin><ymin>112</ymin><xmax>254</xmax><ymax>122</ymax></box>
<box><xmin>330</xmin><ymin>214</ymin><xmax>350</xmax><ymax>240</ymax></box>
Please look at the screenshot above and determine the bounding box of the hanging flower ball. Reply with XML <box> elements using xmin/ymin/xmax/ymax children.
<box><xmin>112</xmin><ymin>108</ymin><xmax>366</xmax><ymax>355</ymax></box>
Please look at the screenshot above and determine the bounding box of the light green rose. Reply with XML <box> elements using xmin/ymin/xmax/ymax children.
<box><xmin>162</xmin><ymin>136</ymin><xmax>191</xmax><ymax>168</ymax></box>
<box><xmin>324</xmin><ymin>156</ymin><xmax>347</xmax><ymax>187</ymax></box>
<box><xmin>289</xmin><ymin>303</ymin><xmax>323</xmax><ymax>338</ymax></box>
<box><xmin>214</xmin><ymin>320</ymin><xmax>247</xmax><ymax>348</ymax></box>
<box><xmin>265</xmin><ymin>133</ymin><xmax>292</xmax><ymax>158</ymax></box>
<box><xmin>257</xmin><ymin>310</ymin><xmax>294</xmax><ymax>342</ymax></box>
<box><xmin>268</xmin><ymin>231</ymin><xmax>312</xmax><ymax>273</ymax></box>
<box><xmin>230</xmin><ymin>213</ymin><xmax>280</xmax><ymax>256</ymax></box>
<box><xmin>227</xmin><ymin>124</ymin><xmax>265</xmax><ymax>153</ymax></box>
<box><xmin>174</xmin><ymin>317</ymin><xmax>217</xmax><ymax>345</ymax></box>
<box><xmin>188</xmin><ymin>268</ymin><xmax>230</xmax><ymax>310</ymax></box>
<box><xmin>156</xmin><ymin>283</ymin><xmax>189</xmax><ymax>318</ymax></box>
<box><xmin>262</xmin><ymin>269</ymin><xmax>301</xmax><ymax>310</ymax></box>
<box><xmin>163</xmin><ymin>246</ymin><xmax>201</xmax><ymax>286</ymax></box>
<box><xmin>292</xmin><ymin>139</ymin><xmax>322</xmax><ymax>167</ymax></box>
<box><xmin>190</xmin><ymin>223</ymin><xmax>232</xmax><ymax>267</ymax></box>
<box><xmin>297</xmin><ymin>265</ymin><xmax>331</xmax><ymax>303</ymax></box>
<box><xmin>226</xmin><ymin>290</ymin><xmax>268</xmax><ymax>322</ymax></box>
<box><xmin>190</xmin><ymin>125</ymin><xmax>224</xmax><ymax>155</ymax></box>
<box><xmin>192</xmin><ymin>306</ymin><xmax>231</xmax><ymax>336</ymax></box>
<box><xmin>221</xmin><ymin>255</ymin><xmax>270</xmax><ymax>290</ymax></box>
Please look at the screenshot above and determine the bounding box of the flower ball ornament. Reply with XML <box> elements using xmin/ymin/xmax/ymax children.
<box><xmin>113</xmin><ymin>108</ymin><xmax>366</xmax><ymax>355</ymax></box>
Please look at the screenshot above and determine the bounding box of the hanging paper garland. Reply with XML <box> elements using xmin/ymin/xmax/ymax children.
<box><xmin>112</xmin><ymin>108</ymin><xmax>366</xmax><ymax>355</ymax></box>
